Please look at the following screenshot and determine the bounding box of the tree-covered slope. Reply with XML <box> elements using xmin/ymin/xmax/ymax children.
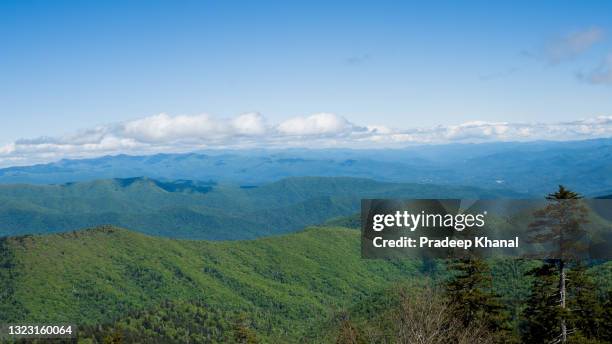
<box><xmin>2</xmin><ymin>226</ymin><xmax>610</xmax><ymax>343</ymax></box>
<box><xmin>0</xmin><ymin>176</ymin><xmax>525</xmax><ymax>239</ymax></box>
<box><xmin>0</xmin><ymin>226</ymin><xmax>422</xmax><ymax>341</ymax></box>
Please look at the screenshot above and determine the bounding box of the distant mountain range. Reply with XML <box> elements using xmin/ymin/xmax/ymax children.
<box><xmin>1</xmin><ymin>138</ymin><xmax>611</xmax><ymax>195</ymax></box>
<box><xmin>0</xmin><ymin>176</ymin><xmax>524</xmax><ymax>239</ymax></box>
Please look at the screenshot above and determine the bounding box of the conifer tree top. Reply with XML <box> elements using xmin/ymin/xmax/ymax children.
<box><xmin>546</xmin><ymin>185</ymin><xmax>582</xmax><ymax>200</ymax></box>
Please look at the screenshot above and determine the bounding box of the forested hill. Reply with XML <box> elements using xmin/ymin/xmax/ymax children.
<box><xmin>0</xmin><ymin>225</ymin><xmax>422</xmax><ymax>342</ymax></box>
<box><xmin>2</xmin><ymin>226</ymin><xmax>610</xmax><ymax>343</ymax></box>
<box><xmin>0</xmin><ymin>176</ymin><xmax>526</xmax><ymax>239</ymax></box>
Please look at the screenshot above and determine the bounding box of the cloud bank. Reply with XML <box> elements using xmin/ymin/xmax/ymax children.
<box><xmin>2</xmin><ymin>113</ymin><xmax>612</xmax><ymax>167</ymax></box>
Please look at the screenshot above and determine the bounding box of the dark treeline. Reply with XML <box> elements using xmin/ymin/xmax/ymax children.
<box><xmin>334</xmin><ymin>186</ymin><xmax>612</xmax><ymax>344</ymax></box>
<box><xmin>333</xmin><ymin>258</ymin><xmax>611</xmax><ymax>344</ymax></box>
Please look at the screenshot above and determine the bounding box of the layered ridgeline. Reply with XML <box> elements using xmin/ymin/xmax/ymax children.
<box><xmin>2</xmin><ymin>139</ymin><xmax>612</xmax><ymax>195</ymax></box>
<box><xmin>0</xmin><ymin>226</ymin><xmax>424</xmax><ymax>342</ymax></box>
<box><xmin>0</xmin><ymin>177</ymin><xmax>525</xmax><ymax>239</ymax></box>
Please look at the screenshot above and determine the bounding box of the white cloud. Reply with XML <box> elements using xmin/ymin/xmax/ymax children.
<box><xmin>445</xmin><ymin>121</ymin><xmax>511</xmax><ymax>140</ymax></box>
<box><xmin>120</xmin><ymin>113</ymin><xmax>232</xmax><ymax>142</ymax></box>
<box><xmin>1</xmin><ymin>113</ymin><xmax>612</xmax><ymax>167</ymax></box>
<box><xmin>277</xmin><ymin>113</ymin><xmax>357</xmax><ymax>136</ymax></box>
<box><xmin>231</xmin><ymin>112</ymin><xmax>267</xmax><ymax>135</ymax></box>
<box><xmin>366</xmin><ymin>125</ymin><xmax>393</xmax><ymax>135</ymax></box>
<box><xmin>545</xmin><ymin>27</ymin><xmax>604</xmax><ymax>63</ymax></box>
<box><xmin>0</xmin><ymin>143</ymin><xmax>15</xmax><ymax>155</ymax></box>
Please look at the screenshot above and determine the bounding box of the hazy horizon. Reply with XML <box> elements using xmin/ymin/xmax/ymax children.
<box><xmin>2</xmin><ymin>1</ymin><xmax>612</xmax><ymax>166</ymax></box>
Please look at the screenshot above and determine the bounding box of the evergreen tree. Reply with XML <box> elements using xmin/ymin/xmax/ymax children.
<box><xmin>526</xmin><ymin>185</ymin><xmax>589</xmax><ymax>343</ymax></box>
<box><xmin>445</xmin><ymin>257</ymin><xmax>512</xmax><ymax>341</ymax></box>
<box><xmin>601</xmin><ymin>292</ymin><xmax>612</xmax><ymax>343</ymax></box>
<box><xmin>567</xmin><ymin>263</ymin><xmax>603</xmax><ymax>340</ymax></box>
<box><xmin>521</xmin><ymin>262</ymin><xmax>610</xmax><ymax>344</ymax></box>
<box><xmin>521</xmin><ymin>262</ymin><xmax>563</xmax><ymax>343</ymax></box>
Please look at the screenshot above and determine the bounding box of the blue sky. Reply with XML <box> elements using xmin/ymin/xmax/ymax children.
<box><xmin>1</xmin><ymin>1</ymin><xmax>612</xmax><ymax>165</ymax></box>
